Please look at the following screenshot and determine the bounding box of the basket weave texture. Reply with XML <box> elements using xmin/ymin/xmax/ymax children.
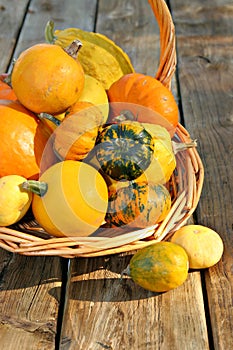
<box><xmin>0</xmin><ymin>0</ymin><xmax>204</xmax><ymax>258</ymax></box>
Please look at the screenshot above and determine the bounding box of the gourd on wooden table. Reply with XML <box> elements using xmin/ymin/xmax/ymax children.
<box><xmin>171</xmin><ymin>225</ymin><xmax>224</xmax><ymax>269</ymax></box>
<box><xmin>123</xmin><ymin>241</ymin><xmax>189</xmax><ymax>292</ymax></box>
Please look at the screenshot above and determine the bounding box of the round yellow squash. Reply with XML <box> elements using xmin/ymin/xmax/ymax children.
<box><xmin>125</xmin><ymin>242</ymin><xmax>189</xmax><ymax>292</ymax></box>
<box><xmin>171</xmin><ymin>225</ymin><xmax>224</xmax><ymax>269</ymax></box>
<box><xmin>23</xmin><ymin>160</ymin><xmax>108</xmax><ymax>237</ymax></box>
<box><xmin>0</xmin><ymin>175</ymin><xmax>32</xmax><ymax>226</ymax></box>
<box><xmin>78</xmin><ymin>74</ymin><xmax>109</xmax><ymax>123</ymax></box>
<box><xmin>137</xmin><ymin>124</ymin><xmax>176</xmax><ymax>184</ymax></box>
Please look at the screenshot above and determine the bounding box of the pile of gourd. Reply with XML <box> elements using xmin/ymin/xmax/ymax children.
<box><xmin>0</xmin><ymin>22</ymin><xmax>224</xmax><ymax>293</ymax></box>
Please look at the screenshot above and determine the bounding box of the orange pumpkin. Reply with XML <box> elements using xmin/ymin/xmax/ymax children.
<box><xmin>53</xmin><ymin>101</ymin><xmax>103</xmax><ymax>161</ymax></box>
<box><xmin>0</xmin><ymin>100</ymin><xmax>57</xmax><ymax>179</ymax></box>
<box><xmin>11</xmin><ymin>42</ymin><xmax>85</xmax><ymax>114</ymax></box>
<box><xmin>0</xmin><ymin>74</ymin><xmax>17</xmax><ymax>100</ymax></box>
<box><xmin>107</xmin><ymin>73</ymin><xmax>179</xmax><ymax>131</ymax></box>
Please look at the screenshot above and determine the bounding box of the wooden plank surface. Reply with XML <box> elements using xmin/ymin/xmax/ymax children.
<box><xmin>0</xmin><ymin>253</ymin><xmax>62</xmax><ymax>349</ymax></box>
<box><xmin>0</xmin><ymin>2</ymin><xmax>63</xmax><ymax>348</ymax></box>
<box><xmin>59</xmin><ymin>1</ymin><xmax>209</xmax><ymax>349</ymax></box>
<box><xmin>0</xmin><ymin>0</ymin><xmax>29</xmax><ymax>72</ymax></box>
<box><xmin>0</xmin><ymin>0</ymin><xmax>232</xmax><ymax>349</ymax></box>
<box><xmin>60</xmin><ymin>256</ymin><xmax>209</xmax><ymax>350</ymax></box>
<box><xmin>171</xmin><ymin>0</ymin><xmax>233</xmax><ymax>349</ymax></box>
<box><xmin>0</xmin><ymin>0</ymin><xmax>97</xmax><ymax>349</ymax></box>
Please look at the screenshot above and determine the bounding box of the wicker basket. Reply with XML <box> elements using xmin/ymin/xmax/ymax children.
<box><xmin>0</xmin><ymin>0</ymin><xmax>204</xmax><ymax>258</ymax></box>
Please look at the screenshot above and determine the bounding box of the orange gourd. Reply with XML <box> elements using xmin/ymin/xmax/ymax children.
<box><xmin>0</xmin><ymin>74</ymin><xmax>17</xmax><ymax>100</ymax></box>
<box><xmin>11</xmin><ymin>42</ymin><xmax>85</xmax><ymax>114</ymax></box>
<box><xmin>0</xmin><ymin>99</ymin><xmax>57</xmax><ymax>179</ymax></box>
<box><xmin>107</xmin><ymin>73</ymin><xmax>179</xmax><ymax>131</ymax></box>
<box><xmin>52</xmin><ymin>101</ymin><xmax>103</xmax><ymax>161</ymax></box>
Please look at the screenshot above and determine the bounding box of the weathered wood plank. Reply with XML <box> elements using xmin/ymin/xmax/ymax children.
<box><xmin>0</xmin><ymin>252</ymin><xmax>62</xmax><ymax>350</ymax></box>
<box><xmin>171</xmin><ymin>0</ymin><xmax>233</xmax><ymax>36</ymax></box>
<box><xmin>0</xmin><ymin>0</ymin><xmax>97</xmax><ymax>349</ymax></box>
<box><xmin>60</xmin><ymin>1</ymin><xmax>209</xmax><ymax>349</ymax></box>
<box><xmin>0</xmin><ymin>0</ymin><xmax>29</xmax><ymax>72</ymax></box>
<box><xmin>95</xmin><ymin>0</ymin><xmax>160</xmax><ymax>75</ymax></box>
<box><xmin>60</xmin><ymin>256</ymin><xmax>209</xmax><ymax>350</ymax></box>
<box><xmin>171</xmin><ymin>0</ymin><xmax>233</xmax><ymax>349</ymax></box>
<box><xmin>9</xmin><ymin>0</ymin><xmax>98</xmax><ymax>62</ymax></box>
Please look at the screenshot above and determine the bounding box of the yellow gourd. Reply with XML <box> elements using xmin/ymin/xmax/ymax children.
<box><xmin>78</xmin><ymin>74</ymin><xmax>109</xmax><ymax>123</ymax></box>
<box><xmin>0</xmin><ymin>175</ymin><xmax>32</xmax><ymax>226</ymax></box>
<box><xmin>138</xmin><ymin>123</ymin><xmax>196</xmax><ymax>184</ymax></box>
<box><xmin>171</xmin><ymin>225</ymin><xmax>224</xmax><ymax>269</ymax></box>
<box><xmin>23</xmin><ymin>160</ymin><xmax>108</xmax><ymax>237</ymax></box>
<box><xmin>139</xmin><ymin>123</ymin><xmax>176</xmax><ymax>184</ymax></box>
<box><xmin>123</xmin><ymin>242</ymin><xmax>189</xmax><ymax>292</ymax></box>
<box><xmin>45</xmin><ymin>21</ymin><xmax>134</xmax><ymax>89</ymax></box>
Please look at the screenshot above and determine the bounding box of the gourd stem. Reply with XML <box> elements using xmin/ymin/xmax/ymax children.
<box><xmin>44</xmin><ymin>20</ymin><xmax>56</xmax><ymax>44</ymax></box>
<box><xmin>121</xmin><ymin>265</ymin><xmax>131</xmax><ymax>278</ymax></box>
<box><xmin>44</xmin><ymin>20</ymin><xmax>83</xmax><ymax>60</ymax></box>
<box><xmin>63</xmin><ymin>40</ymin><xmax>83</xmax><ymax>60</ymax></box>
<box><xmin>22</xmin><ymin>180</ymin><xmax>48</xmax><ymax>197</ymax></box>
<box><xmin>115</xmin><ymin>110</ymin><xmax>135</xmax><ymax>122</ymax></box>
<box><xmin>172</xmin><ymin>140</ymin><xmax>197</xmax><ymax>155</ymax></box>
<box><xmin>38</xmin><ymin>113</ymin><xmax>61</xmax><ymax>126</ymax></box>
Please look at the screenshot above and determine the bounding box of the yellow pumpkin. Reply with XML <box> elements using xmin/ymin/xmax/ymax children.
<box><xmin>0</xmin><ymin>175</ymin><xmax>32</xmax><ymax>226</ymax></box>
<box><xmin>45</xmin><ymin>21</ymin><xmax>134</xmax><ymax>89</ymax></box>
<box><xmin>78</xmin><ymin>74</ymin><xmax>109</xmax><ymax>123</ymax></box>
<box><xmin>171</xmin><ymin>225</ymin><xmax>224</xmax><ymax>269</ymax></box>
<box><xmin>138</xmin><ymin>123</ymin><xmax>176</xmax><ymax>184</ymax></box>
<box><xmin>137</xmin><ymin>123</ymin><xmax>196</xmax><ymax>184</ymax></box>
<box><xmin>23</xmin><ymin>160</ymin><xmax>108</xmax><ymax>237</ymax></box>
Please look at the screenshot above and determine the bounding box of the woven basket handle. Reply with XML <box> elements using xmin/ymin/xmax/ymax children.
<box><xmin>148</xmin><ymin>0</ymin><xmax>176</xmax><ymax>88</ymax></box>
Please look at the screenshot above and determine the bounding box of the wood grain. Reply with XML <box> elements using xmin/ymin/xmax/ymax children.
<box><xmin>171</xmin><ymin>0</ymin><xmax>233</xmax><ymax>349</ymax></box>
<box><xmin>0</xmin><ymin>252</ymin><xmax>62</xmax><ymax>349</ymax></box>
<box><xmin>0</xmin><ymin>0</ymin><xmax>97</xmax><ymax>349</ymax></box>
<box><xmin>60</xmin><ymin>256</ymin><xmax>209</xmax><ymax>350</ymax></box>
<box><xmin>0</xmin><ymin>0</ymin><xmax>29</xmax><ymax>72</ymax></box>
<box><xmin>0</xmin><ymin>0</ymin><xmax>232</xmax><ymax>349</ymax></box>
